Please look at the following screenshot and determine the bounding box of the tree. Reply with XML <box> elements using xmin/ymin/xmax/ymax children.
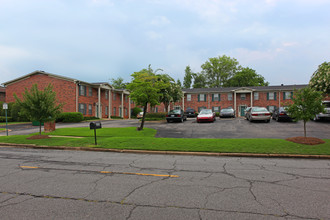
<box><xmin>201</xmin><ymin>55</ymin><xmax>239</xmax><ymax>87</ymax></box>
<box><xmin>225</xmin><ymin>67</ymin><xmax>269</xmax><ymax>87</ymax></box>
<box><xmin>183</xmin><ymin>66</ymin><xmax>193</xmax><ymax>88</ymax></box>
<box><xmin>126</xmin><ymin>65</ymin><xmax>165</xmax><ymax>130</ymax></box>
<box><xmin>157</xmin><ymin>74</ymin><xmax>183</xmax><ymax>112</ymax></box>
<box><xmin>14</xmin><ymin>84</ymin><xmax>63</xmax><ymax>135</ymax></box>
<box><xmin>285</xmin><ymin>87</ymin><xmax>324</xmax><ymax>137</ymax></box>
<box><xmin>192</xmin><ymin>73</ymin><xmax>207</xmax><ymax>88</ymax></box>
<box><xmin>309</xmin><ymin>62</ymin><xmax>330</xmax><ymax>94</ymax></box>
<box><xmin>110</xmin><ymin>77</ymin><xmax>128</xmax><ymax>89</ymax></box>
<box><xmin>176</xmin><ymin>79</ymin><xmax>182</xmax><ymax>88</ymax></box>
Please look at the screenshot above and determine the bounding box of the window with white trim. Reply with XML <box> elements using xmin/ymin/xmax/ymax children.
<box><xmin>241</xmin><ymin>94</ymin><xmax>246</xmax><ymax>100</ymax></box>
<box><xmin>228</xmin><ymin>93</ymin><xmax>233</xmax><ymax>101</ymax></box>
<box><xmin>254</xmin><ymin>92</ymin><xmax>259</xmax><ymax>100</ymax></box>
<box><xmin>187</xmin><ymin>94</ymin><xmax>191</xmax><ymax>101</ymax></box>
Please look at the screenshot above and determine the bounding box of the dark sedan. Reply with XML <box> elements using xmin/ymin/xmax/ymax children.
<box><xmin>184</xmin><ymin>108</ymin><xmax>197</xmax><ymax>118</ymax></box>
<box><xmin>272</xmin><ymin>107</ymin><xmax>293</xmax><ymax>122</ymax></box>
<box><xmin>166</xmin><ymin>109</ymin><xmax>187</xmax><ymax>123</ymax></box>
<box><xmin>219</xmin><ymin>108</ymin><xmax>235</xmax><ymax>118</ymax></box>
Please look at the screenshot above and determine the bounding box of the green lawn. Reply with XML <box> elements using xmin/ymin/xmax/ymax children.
<box><xmin>0</xmin><ymin>127</ymin><xmax>329</xmax><ymax>155</ymax></box>
<box><xmin>0</xmin><ymin>128</ymin><xmax>6</xmax><ymax>131</ymax></box>
<box><xmin>0</xmin><ymin>122</ymin><xmax>31</xmax><ymax>126</ymax></box>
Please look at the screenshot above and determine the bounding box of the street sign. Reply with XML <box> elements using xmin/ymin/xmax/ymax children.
<box><xmin>3</xmin><ymin>103</ymin><xmax>8</xmax><ymax>110</ymax></box>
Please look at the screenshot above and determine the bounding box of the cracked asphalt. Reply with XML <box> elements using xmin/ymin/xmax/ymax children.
<box><xmin>0</xmin><ymin>147</ymin><xmax>329</xmax><ymax>219</ymax></box>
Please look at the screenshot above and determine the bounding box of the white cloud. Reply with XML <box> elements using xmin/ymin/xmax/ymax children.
<box><xmin>150</xmin><ymin>16</ymin><xmax>170</xmax><ymax>26</ymax></box>
<box><xmin>0</xmin><ymin>45</ymin><xmax>29</xmax><ymax>60</ymax></box>
<box><xmin>145</xmin><ymin>31</ymin><xmax>163</xmax><ymax>40</ymax></box>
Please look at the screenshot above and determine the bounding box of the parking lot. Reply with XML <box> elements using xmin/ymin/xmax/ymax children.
<box><xmin>147</xmin><ymin>117</ymin><xmax>330</xmax><ymax>139</ymax></box>
<box><xmin>1</xmin><ymin>117</ymin><xmax>329</xmax><ymax>139</ymax></box>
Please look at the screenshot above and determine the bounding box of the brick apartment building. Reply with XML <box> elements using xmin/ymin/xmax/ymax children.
<box><xmin>3</xmin><ymin>71</ymin><xmax>133</xmax><ymax>119</ymax></box>
<box><xmin>0</xmin><ymin>86</ymin><xmax>5</xmax><ymax>102</ymax></box>
<box><xmin>3</xmin><ymin>70</ymin><xmax>328</xmax><ymax>118</ymax></box>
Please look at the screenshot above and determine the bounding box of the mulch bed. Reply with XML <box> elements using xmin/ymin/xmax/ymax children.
<box><xmin>286</xmin><ymin>137</ymin><xmax>325</xmax><ymax>145</ymax></box>
<box><xmin>27</xmin><ymin>135</ymin><xmax>51</xmax><ymax>140</ymax></box>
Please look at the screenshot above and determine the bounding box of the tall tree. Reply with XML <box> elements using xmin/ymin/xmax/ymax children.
<box><xmin>157</xmin><ymin>74</ymin><xmax>183</xmax><ymax>112</ymax></box>
<box><xmin>14</xmin><ymin>84</ymin><xmax>63</xmax><ymax>135</ymax></box>
<box><xmin>309</xmin><ymin>61</ymin><xmax>330</xmax><ymax>94</ymax></box>
<box><xmin>126</xmin><ymin>65</ymin><xmax>165</xmax><ymax>130</ymax></box>
<box><xmin>110</xmin><ymin>77</ymin><xmax>128</xmax><ymax>89</ymax></box>
<box><xmin>176</xmin><ymin>79</ymin><xmax>182</xmax><ymax>88</ymax></box>
<box><xmin>201</xmin><ymin>55</ymin><xmax>239</xmax><ymax>87</ymax></box>
<box><xmin>183</xmin><ymin>66</ymin><xmax>193</xmax><ymax>88</ymax></box>
<box><xmin>285</xmin><ymin>87</ymin><xmax>324</xmax><ymax>137</ymax></box>
<box><xmin>192</xmin><ymin>73</ymin><xmax>207</xmax><ymax>88</ymax></box>
<box><xmin>225</xmin><ymin>67</ymin><xmax>269</xmax><ymax>87</ymax></box>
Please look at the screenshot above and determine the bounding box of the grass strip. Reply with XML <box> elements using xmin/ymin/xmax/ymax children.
<box><xmin>0</xmin><ymin>127</ymin><xmax>329</xmax><ymax>155</ymax></box>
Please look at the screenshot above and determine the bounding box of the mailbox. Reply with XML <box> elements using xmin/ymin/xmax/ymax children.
<box><xmin>90</xmin><ymin>121</ymin><xmax>102</xmax><ymax>130</ymax></box>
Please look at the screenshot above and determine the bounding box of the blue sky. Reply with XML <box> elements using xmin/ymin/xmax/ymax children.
<box><xmin>1</xmin><ymin>0</ymin><xmax>329</xmax><ymax>86</ymax></box>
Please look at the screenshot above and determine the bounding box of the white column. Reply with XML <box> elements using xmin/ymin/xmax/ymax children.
<box><xmin>76</xmin><ymin>83</ymin><xmax>79</xmax><ymax>112</ymax></box>
<box><xmin>128</xmin><ymin>96</ymin><xmax>131</xmax><ymax>119</ymax></box>
<box><xmin>121</xmin><ymin>92</ymin><xmax>124</xmax><ymax>118</ymax></box>
<box><xmin>98</xmin><ymin>87</ymin><xmax>101</xmax><ymax>118</ymax></box>
<box><xmin>234</xmin><ymin>92</ymin><xmax>237</xmax><ymax>117</ymax></box>
<box><xmin>108</xmin><ymin>90</ymin><xmax>111</xmax><ymax>119</ymax></box>
<box><xmin>182</xmin><ymin>96</ymin><xmax>185</xmax><ymax>111</ymax></box>
<box><xmin>250</xmin><ymin>91</ymin><xmax>253</xmax><ymax>107</ymax></box>
<box><xmin>278</xmin><ymin>91</ymin><xmax>281</xmax><ymax>108</ymax></box>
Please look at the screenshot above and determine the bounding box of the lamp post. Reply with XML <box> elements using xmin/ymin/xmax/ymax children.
<box><xmin>3</xmin><ymin>103</ymin><xmax>8</xmax><ymax>136</ymax></box>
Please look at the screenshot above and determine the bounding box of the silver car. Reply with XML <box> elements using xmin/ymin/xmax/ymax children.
<box><xmin>246</xmin><ymin>107</ymin><xmax>271</xmax><ymax>123</ymax></box>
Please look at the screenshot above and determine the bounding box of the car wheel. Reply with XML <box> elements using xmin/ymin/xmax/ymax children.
<box><xmin>180</xmin><ymin>118</ymin><xmax>183</xmax><ymax>123</ymax></box>
<box><xmin>266</xmin><ymin>119</ymin><xmax>270</xmax><ymax>123</ymax></box>
<box><xmin>167</xmin><ymin>119</ymin><xmax>170</xmax><ymax>123</ymax></box>
<box><xmin>249</xmin><ymin>117</ymin><xmax>252</xmax><ymax>122</ymax></box>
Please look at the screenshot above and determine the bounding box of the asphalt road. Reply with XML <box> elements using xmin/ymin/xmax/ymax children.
<box><xmin>0</xmin><ymin>147</ymin><xmax>329</xmax><ymax>219</ymax></box>
<box><xmin>1</xmin><ymin>117</ymin><xmax>329</xmax><ymax>139</ymax></box>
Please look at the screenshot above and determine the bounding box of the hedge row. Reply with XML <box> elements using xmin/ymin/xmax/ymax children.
<box><xmin>0</xmin><ymin>116</ymin><xmax>13</xmax><ymax>122</ymax></box>
<box><xmin>56</xmin><ymin>112</ymin><xmax>84</xmax><ymax>123</ymax></box>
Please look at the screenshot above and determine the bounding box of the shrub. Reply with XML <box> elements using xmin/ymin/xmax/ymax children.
<box><xmin>215</xmin><ymin>112</ymin><xmax>220</xmax><ymax>117</ymax></box>
<box><xmin>0</xmin><ymin>116</ymin><xmax>13</xmax><ymax>122</ymax></box>
<box><xmin>111</xmin><ymin>116</ymin><xmax>123</xmax><ymax>119</ymax></box>
<box><xmin>56</xmin><ymin>112</ymin><xmax>84</xmax><ymax>123</ymax></box>
<box><xmin>131</xmin><ymin>107</ymin><xmax>142</xmax><ymax>117</ymax></box>
<box><xmin>10</xmin><ymin>102</ymin><xmax>29</xmax><ymax>122</ymax></box>
<box><xmin>84</xmin><ymin>116</ymin><xmax>99</xmax><ymax>120</ymax></box>
<box><xmin>145</xmin><ymin>112</ymin><xmax>166</xmax><ymax>119</ymax></box>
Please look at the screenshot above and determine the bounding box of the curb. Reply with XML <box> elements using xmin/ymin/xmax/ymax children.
<box><xmin>1</xmin><ymin>143</ymin><xmax>329</xmax><ymax>159</ymax></box>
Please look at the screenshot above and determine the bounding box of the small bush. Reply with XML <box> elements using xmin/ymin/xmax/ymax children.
<box><xmin>131</xmin><ymin>107</ymin><xmax>142</xmax><ymax>117</ymax></box>
<box><xmin>111</xmin><ymin>116</ymin><xmax>123</xmax><ymax>119</ymax></box>
<box><xmin>215</xmin><ymin>112</ymin><xmax>220</xmax><ymax>117</ymax></box>
<box><xmin>145</xmin><ymin>112</ymin><xmax>166</xmax><ymax>119</ymax></box>
<box><xmin>56</xmin><ymin>112</ymin><xmax>84</xmax><ymax>123</ymax></box>
<box><xmin>84</xmin><ymin>116</ymin><xmax>99</xmax><ymax>120</ymax></box>
<box><xmin>0</xmin><ymin>116</ymin><xmax>13</xmax><ymax>122</ymax></box>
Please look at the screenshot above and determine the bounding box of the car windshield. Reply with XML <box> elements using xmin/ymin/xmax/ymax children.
<box><xmin>221</xmin><ymin>109</ymin><xmax>232</xmax><ymax>113</ymax></box>
<box><xmin>252</xmin><ymin>107</ymin><xmax>268</xmax><ymax>112</ymax></box>
<box><xmin>200</xmin><ymin>109</ymin><xmax>212</xmax><ymax>114</ymax></box>
<box><xmin>169</xmin><ymin>110</ymin><xmax>181</xmax><ymax>114</ymax></box>
<box><xmin>323</xmin><ymin>102</ymin><xmax>330</xmax><ymax>108</ymax></box>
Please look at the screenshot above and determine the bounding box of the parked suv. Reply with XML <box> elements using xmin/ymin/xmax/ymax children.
<box><xmin>314</xmin><ymin>101</ymin><xmax>330</xmax><ymax>121</ymax></box>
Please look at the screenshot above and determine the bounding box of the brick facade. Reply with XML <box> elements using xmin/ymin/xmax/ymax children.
<box><xmin>4</xmin><ymin>71</ymin><xmax>328</xmax><ymax>119</ymax></box>
<box><xmin>0</xmin><ymin>86</ymin><xmax>5</xmax><ymax>102</ymax></box>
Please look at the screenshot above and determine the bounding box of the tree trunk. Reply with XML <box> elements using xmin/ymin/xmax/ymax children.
<box><xmin>39</xmin><ymin>121</ymin><xmax>42</xmax><ymax>135</ymax></box>
<box><xmin>138</xmin><ymin>102</ymin><xmax>148</xmax><ymax>130</ymax></box>
<box><xmin>303</xmin><ymin>120</ymin><xmax>307</xmax><ymax>137</ymax></box>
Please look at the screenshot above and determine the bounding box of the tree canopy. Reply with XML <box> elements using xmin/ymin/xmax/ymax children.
<box><xmin>126</xmin><ymin>65</ymin><xmax>165</xmax><ymax>130</ymax></box>
<box><xmin>224</xmin><ymin>67</ymin><xmax>269</xmax><ymax>87</ymax></box>
<box><xmin>285</xmin><ymin>87</ymin><xmax>324</xmax><ymax>137</ymax></box>
<box><xmin>309</xmin><ymin>61</ymin><xmax>330</xmax><ymax>94</ymax></box>
<box><xmin>157</xmin><ymin>74</ymin><xmax>183</xmax><ymax>112</ymax></box>
<box><xmin>201</xmin><ymin>55</ymin><xmax>239</xmax><ymax>88</ymax></box>
<box><xmin>110</xmin><ymin>77</ymin><xmax>128</xmax><ymax>89</ymax></box>
<box><xmin>14</xmin><ymin>84</ymin><xmax>63</xmax><ymax>135</ymax></box>
<box><xmin>183</xmin><ymin>66</ymin><xmax>193</xmax><ymax>89</ymax></box>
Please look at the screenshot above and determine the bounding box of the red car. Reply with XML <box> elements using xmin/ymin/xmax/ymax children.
<box><xmin>197</xmin><ymin>109</ymin><xmax>216</xmax><ymax>123</ymax></box>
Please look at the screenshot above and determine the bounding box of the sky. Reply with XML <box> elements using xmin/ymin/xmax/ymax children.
<box><xmin>1</xmin><ymin>0</ymin><xmax>330</xmax><ymax>86</ymax></box>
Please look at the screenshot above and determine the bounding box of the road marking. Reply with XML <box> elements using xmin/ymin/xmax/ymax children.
<box><xmin>20</xmin><ymin>166</ymin><xmax>39</xmax><ymax>169</ymax></box>
<box><xmin>20</xmin><ymin>166</ymin><xmax>178</xmax><ymax>178</ymax></box>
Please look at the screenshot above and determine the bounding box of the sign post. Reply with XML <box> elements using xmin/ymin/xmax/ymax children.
<box><xmin>3</xmin><ymin>103</ymin><xmax>8</xmax><ymax>136</ymax></box>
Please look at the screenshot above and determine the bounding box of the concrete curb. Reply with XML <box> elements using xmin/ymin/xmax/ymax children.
<box><xmin>1</xmin><ymin>142</ymin><xmax>330</xmax><ymax>159</ymax></box>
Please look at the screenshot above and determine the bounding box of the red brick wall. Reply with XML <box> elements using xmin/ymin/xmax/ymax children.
<box><xmin>6</xmin><ymin>74</ymin><xmax>76</xmax><ymax>112</ymax></box>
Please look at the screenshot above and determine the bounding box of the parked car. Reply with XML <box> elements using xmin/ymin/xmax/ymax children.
<box><xmin>137</xmin><ymin>112</ymin><xmax>144</xmax><ymax>119</ymax></box>
<box><xmin>166</xmin><ymin>109</ymin><xmax>187</xmax><ymax>123</ymax></box>
<box><xmin>196</xmin><ymin>109</ymin><xmax>216</xmax><ymax>123</ymax></box>
<box><xmin>246</xmin><ymin>107</ymin><xmax>271</xmax><ymax>123</ymax></box>
<box><xmin>272</xmin><ymin>107</ymin><xmax>293</xmax><ymax>122</ymax></box>
<box><xmin>184</xmin><ymin>108</ymin><xmax>197</xmax><ymax>117</ymax></box>
<box><xmin>244</xmin><ymin>107</ymin><xmax>252</xmax><ymax>119</ymax></box>
<box><xmin>314</xmin><ymin>100</ymin><xmax>330</xmax><ymax>121</ymax></box>
<box><xmin>219</xmin><ymin>108</ymin><xmax>235</xmax><ymax>118</ymax></box>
